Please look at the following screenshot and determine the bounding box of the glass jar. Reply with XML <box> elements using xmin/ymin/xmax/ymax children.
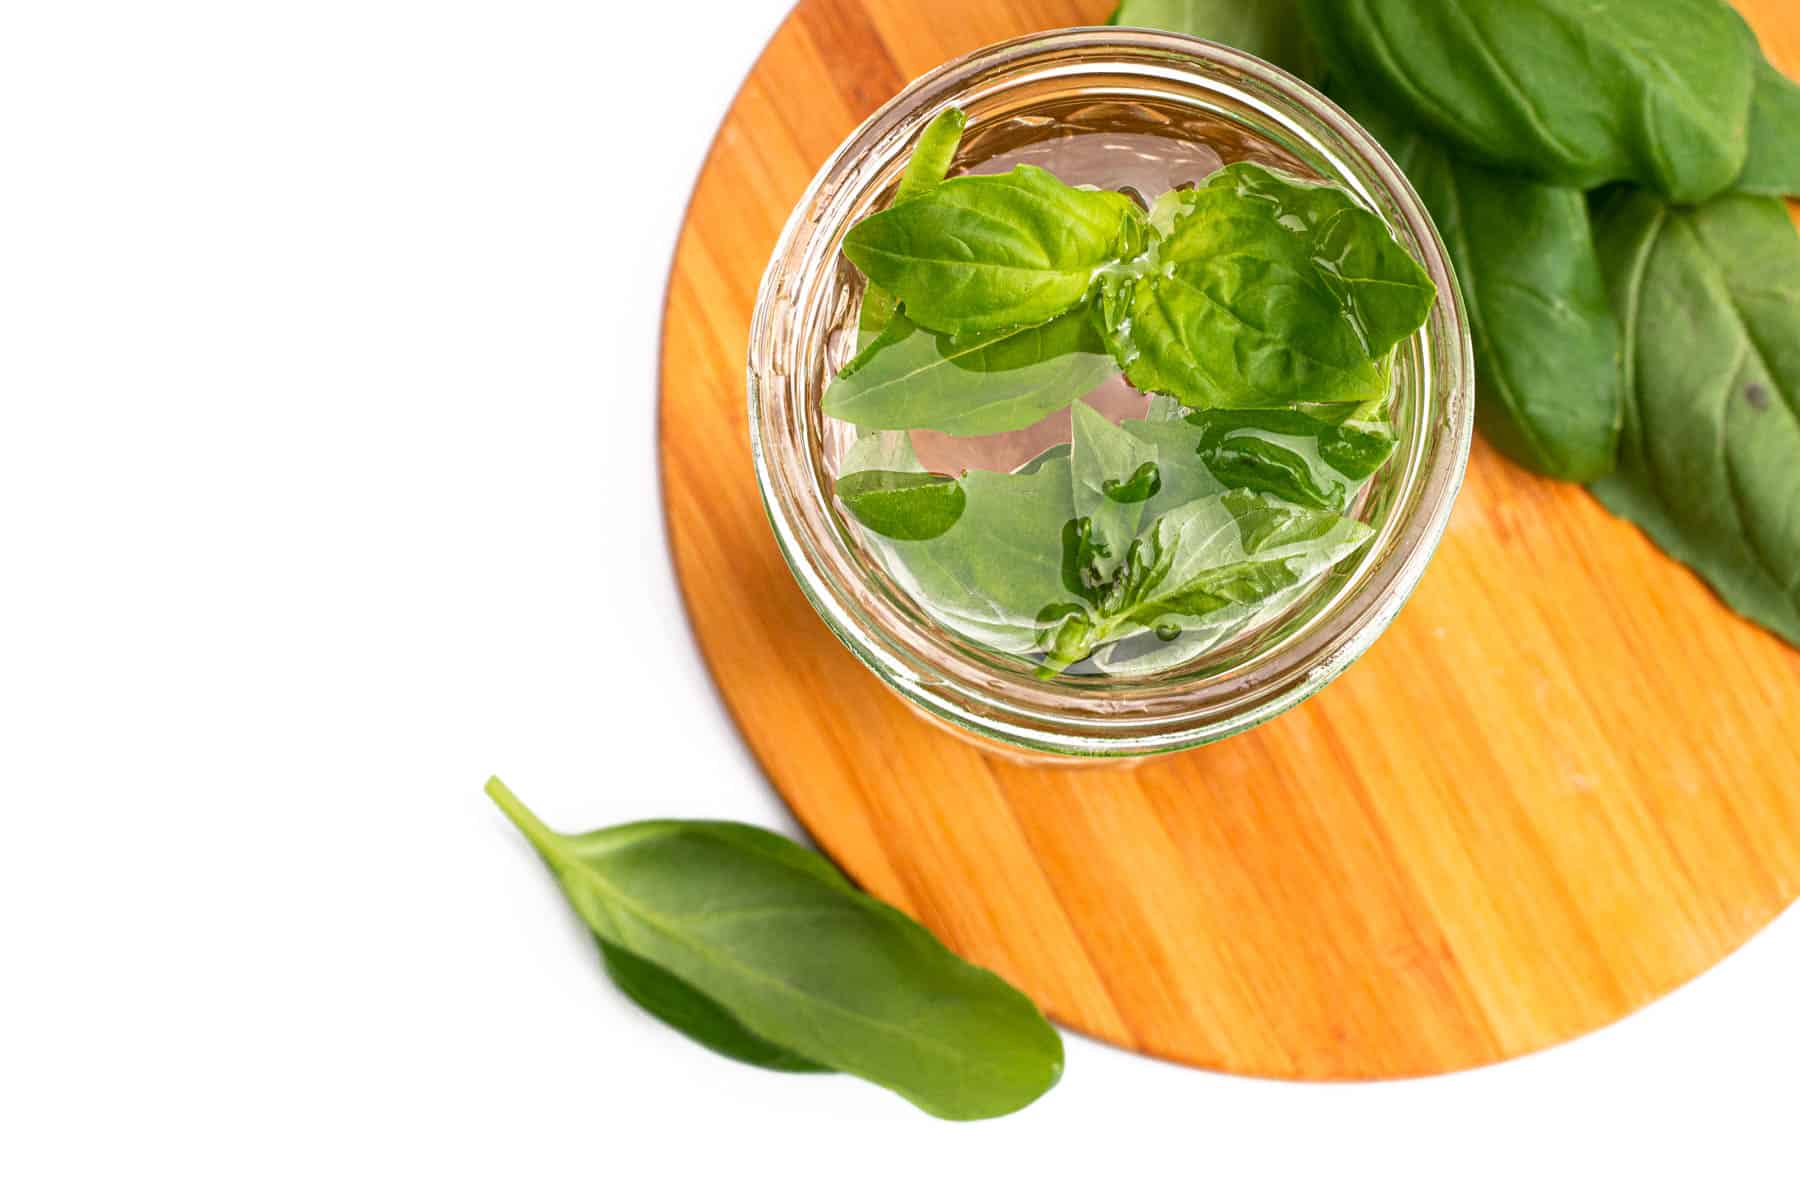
<box><xmin>748</xmin><ymin>28</ymin><xmax>1474</xmax><ymax>759</ymax></box>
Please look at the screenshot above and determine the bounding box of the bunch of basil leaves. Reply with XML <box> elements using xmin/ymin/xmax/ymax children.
<box><xmin>826</xmin><ymin>109</ymin><xmax>1436</xmax><ymax>677</ymax></box>
<box><xmin>1112</xmin><ymin>0</ymin><xmax>1800</xmax><ymax>646</ymax></box>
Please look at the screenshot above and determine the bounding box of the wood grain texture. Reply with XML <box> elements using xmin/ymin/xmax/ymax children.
<box><xmin>658</xmin><ymin>0</ymin><xmax>1800</xmax><ymax>1078</ymax></box>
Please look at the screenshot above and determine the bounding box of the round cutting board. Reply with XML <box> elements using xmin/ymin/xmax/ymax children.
<box><xmin>659</xmin><ymin>0</ymin><xmax>1800</xmax><ymax>1078</ymax></box>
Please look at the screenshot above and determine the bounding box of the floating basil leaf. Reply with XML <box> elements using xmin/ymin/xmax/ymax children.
<box><xmin>1187</xmin><ymin>408</ymin><xmax>1395</xmax><ymax>510</ymax></box>
<box><xmin>1110</xmin><ymin>0</ymin><xmax>1324</xmax><ymax>84</ymax></box>
<box><xmin>1038</xmin><ymin>489</ymin><xmax>1373</xmax><ymax>676</ymax></box>
<box><xmin>861</xmin><ymin>108</ymin><xmax>969</xmax><ymax>342</ymax></box>
<box><xmin>1104</xmin><ymin>163</ymin><xmax>1433</xmax><ymax>413</ymax></box>
<box><xmin>824</xmin><ymin>303</ymin><xmax>1119</xmax><ymax>436</ymax></box>
<box><xmin>1333</xmin><ymin>80</ymin><xmax>1622</xmax><ymax>481</ymax></box>
<box><xmin>837</xmin><ymin>469</ymin><xmax>967</xmax><ymax>541</ymax></box>
<box><xmin>1738</xmin><ymin>54</ymin><xmax>1800</xmax><ymax>199</ymax></box>
<box><xmin>489</xmin><ymin>778</ymin><xmax>1064</xmax><ymax>1121</ymax></box>
<box><xmin>842</xmin><ymin>164</ymin><xmax>1149</xmax><ymax>334</ymax></box>
<box><xmin>1590</xmin><ymin>189</ymin><xmax>1800</xmax><ymax>646</ymax></box>
<box><xmin>1298</xmin><ymin>0</ymin><xmax>1757</xmax><ymax>203</ymax></box>
<box><xmin>1071</xmin><ymin>399</ymin><xmax>1160</xmax><ymax>580</ymax></box>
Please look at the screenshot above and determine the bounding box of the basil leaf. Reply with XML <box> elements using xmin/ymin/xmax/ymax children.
<box><xmin>1105</xmin><ymin>163</ymin><xmax>1433</xmax><ymax>413</ymax></box>
<box><xmin>597</xmin><ymin>940</ymin><xmax>829</xmax><ymax>1073</ymax></box>
<box><xmin>1590</xmin><ymin>189</ymin><xmax>1800</xmax><ymax>647</ymax></box>
<box><xmin>1334</xmin><ymin>82</ymin><xmax>1622</xmax><ymax>481</ymax></box>
<box><xmin>1071</xmin><ymin>400</ymin><xmax>1160</xmax><ymax>580</ymax></box>
<box><xmin>1110</xmin><ymin>0</ymin><xmax>1325</xmax><ymax>84</ymax></box>
<box><xmin>865</xmin><ymin>456</ymin><xmax>1075</xmax><ymax>653</ymax></box>
<box><xmin>1298</xmin><ymin>0</ymin><xmax>1757</xmax><ymax>203</ymax></box>
<box><xmin>489</xmin><ymin>780</ymin><xmax>1064</xmax><ymax>1120</ymax></box>
<box><xmin>1119</xmin><ymin>415</ymin><xmax>1226</xmax><ymax>522</ymax></box>
<box><xmin>861</xmin><ymin>108</ymin><xmax>969</xmax><ymax>342</ymax></box>
<box><xmin>823</xmin><ymin>304</ymin><xmax>1119</xmax><ymax>436</ymax></box>
<box><xmin>1738</xmin><ymin>54</ymin><xmax>1800</xmax><ymax>199</ymax></box>
<box><xmin>1040</xmin><ymin>490</ymin><xmax>1373</xmax><ymax>675</ymax></box>
<box><xmin>1187</xmin><ymin>408</ymin><xmax>1395</xmax><ymax>510</ymax></box>
<box><xmin>842</xmin><ymin>165</ymin><xmax>1149</xmax><ymax>334</ymax></box>
<box><xmin>836</xmin><ymin>470</ymin><xmax>967</xmax><ymax>541</ymax></box>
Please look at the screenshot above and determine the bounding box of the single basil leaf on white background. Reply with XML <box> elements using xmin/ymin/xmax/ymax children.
<box><xmin>860</xmin><ymin>107</ymin><xmax>969</xmax><ymax>343</ymax></box>
<box><xmin>489</xmin><ymin>781</ymin><xmax>1065</xmax><ymax>1122</ymax></box>
<box><xmin>1591</xmin><ymin>188</ymin><xmax>1800</xmax><ymax>647</ymax></box>
<box><xmin>1110</xmin><ymin>0</ymin><xmax>1324</xmax><ymax>85</ymax></box>
<box><xmin>824</xmin><ymin>305</ymin><xmax>1119</xmax><ymax>436</ymax></box>
<box><xmin>1070</xmin><ymin>399</ymin><xmax>1160</xmax><ymax>581</ymax></box>
<box><xmin>1105</xmin><ymin>163</ymin><xmax>1432</xmax><ymax>413</ymax></box>
<box><xmin>843</xmin><ymin>164</ymin><xmax>1148</xmax><ymax>334</ymax></box>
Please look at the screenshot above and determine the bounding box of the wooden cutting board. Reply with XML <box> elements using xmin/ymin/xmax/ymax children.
<box><xmin>658</xmin><ymin>0</ymin><xmax>1800</xmax><ymax>1079</ymax></box>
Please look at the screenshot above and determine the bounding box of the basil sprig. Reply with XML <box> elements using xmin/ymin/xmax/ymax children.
<box><xmin>490</xmin><ymin>778</ymin><xmax>1064</xmax><ymax>1120</ymax></box>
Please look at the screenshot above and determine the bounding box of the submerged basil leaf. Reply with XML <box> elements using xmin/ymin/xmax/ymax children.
<box><xmin>1110</xmin><ymin>0</ymin><xmax>1324</xmax><ymax>84</ymax></box>
<box><xmin>866</xmin><ymin>454</ymin><xmax>1076</xmax><ymax>653</ymax></box>
<box><xmin>1187</xmin><ymin>408</ymin><xmax>1395</xmax><ymax>510</ymax></box>
<box><xmin>1334</xmin><ymin>81</ymin><xmax>1622</xmax><ymax>481</ymax></box>
<box><xmin>1039</xmin><ymin>490</ymin><xmax>1373</xmax><ymax>676</ymax></box>
<box><xmin>1071</xmin><ymin>400</ymin><xmax>1160</xmax><ymax>581</ymax></box>
<box><xmin>824</xmin><ymin>304</ymin><xmax>1119</xmax><ymax>436</ymax></box>
<box><xmin>842</xmin><ymin>165</ymin><xmax>1149</xmax><ymax>334</ymax></box>
<box><xmin>836</xmin><ymin>469</ymin><xmax>967</xmax><ymax>541</ymax></box>
<box><xmin>489</xmin><ymin>779</ymin><xmax>1064</xmax><ymax>1120</ymax></box>
<box><xmin>1105</xmin><ymin>163</ymin><xmax>1433</xmax><ymax>413</ymax></box>
<box><xmin>1119</xmin><ymin>415</ymin><xmax>1225</xmax><ymax>523</ymax></box>
<box><xmin>1738</xmin><ymin>54</ymin><xmax>1800</xmax><ymax>199</ymax></box>
<box><xmin>1590</xmin><ymin>190</ymin><xmax>1800</xmax><ymax>646</ymax></box>
<box><xmin>1298</xmin><ymin>0</ymin><xmax>1757</xmax><ymax>203</ymax></box>
<box><xmin>861</xmin><ymin>108</ymin><xmax>969</xmax><ymax>342</ymax></box>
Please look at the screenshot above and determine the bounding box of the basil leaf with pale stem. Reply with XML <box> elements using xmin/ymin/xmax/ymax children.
<box><xmin>488</xmin><ymin>778</ymin><xmax>1064</xmax><ymax>1121</ymax></box>
<box><xmin>843</xmin><ymin>164</ymin><xmax>1149</xmax><ymax>334</ymax></box>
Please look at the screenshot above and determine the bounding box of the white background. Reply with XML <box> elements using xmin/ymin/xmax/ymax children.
<box><xmin>3</xmin><ymin>2</ymin><xmax>1795</xmax><ymax>1195</ymax></box>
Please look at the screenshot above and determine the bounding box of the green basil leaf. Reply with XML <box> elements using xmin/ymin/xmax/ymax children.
<box><xmin>865</xmin><ymin>456</ymin><xmax>1076</xmax><ymax>653</ymax></box>
<box><xmin>489</xmin><ymin>780</ymin><xmax>1064</xmax><ymax>1121</ymax></box>
<box><xmin>1186</xmin><ymin>408</ymin><xmax>1396</xmax><ymax>510</ymax></box>
<box><xmin>1738</xmin><ymin>54</ymin><xmax>1800</xmax><ymax>199</ymax></box>
<box><xmin>1071</xmin><ymin>399</ymin><xmax>1160</xmax><ymax>580</ymax></box>
<box><xmin>1590</xmin><ymin>189</ymin><xmax>1800</xmax><ymax>646</ymax></box>
<box><xmin>1105</xmin><ymin>163</ymin><xmax>1433</xmax><ymax>413</ymax></box>
<box><xmin>1298</xmin><ymin>0</ymin><xmax>1757</xmax><ymax>203</ymax></box>
<box><xmin>861</xmin><ymin>108</ymin><xmax>969</xmax><ymax>342</ymax></box>
<box><xmin>823</xmin><ymin>304</ymin><xmax>1119</xmax><ymax>436</ymax></box>
<box><xmin>842</xmin><ymin>164</ymin><xmax>1149</xmax><ymax>334</ymax></box>
<box><xmin>1039</xmin><ymin>489</ymin><xmax>1373</xmax><ymax>675</ymax></box>
<box><xmin>1334</xmin><ymin>81</ymin><xmax>1622</xmax><ymax>481</ymax></box>
<box><xmin>597</xmin><ymin>939</ymin><xmax>829</xmax><ymax>1073</ymax></box>
<box><xmin>1110</xmin><ymin>0</ymin><xmax>1325</xmax><ymax>84</ymax></box>
<box><xmin>1118</xmin><ymin>415</ymin><xmax>1226</xmax><ymax>522</ymax></box>
<box><xmin>836</xmin><ymin>470</ymin><xmax>967</xmax><ymax>541</ymax></box>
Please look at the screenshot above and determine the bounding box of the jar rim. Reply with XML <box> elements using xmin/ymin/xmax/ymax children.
<box><xmin>748</xmin><ymin>27</ymin><xmax>1475</xmax><ymax>758</ymax></box>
